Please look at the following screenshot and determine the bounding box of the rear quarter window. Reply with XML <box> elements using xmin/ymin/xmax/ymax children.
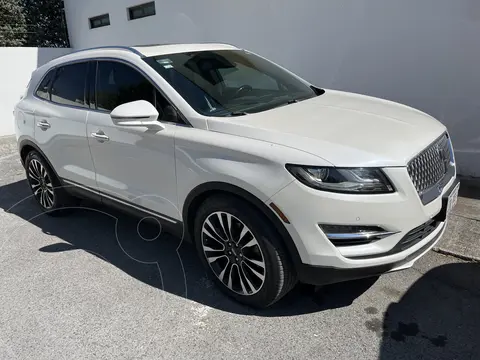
<box><xmin>35</xmin><ymin>70</ymin><xmax>55</xmax><ymax>100</ymax></box>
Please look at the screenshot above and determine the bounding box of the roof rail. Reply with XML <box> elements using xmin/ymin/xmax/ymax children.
<box><xmin>132</xmin><ymin>41</ymin><xmax>236</xmax><ymax>48</ymax></box>
<box><xmin>71</xmin><ymin>46</ymin><xmax>144</xmax><ymax>57</ymax></box>
<box><xmin>133</xmin><ymin>43</ymin><xmax>177</xmax><ymax>47</ymax></box>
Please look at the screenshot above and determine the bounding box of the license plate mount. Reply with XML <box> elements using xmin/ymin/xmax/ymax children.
<box><xmin>447</xmin><ymin>183</ymin><xmax>460</xmax><ymax>215</ymax></box>
<box><xmin>434</xmin><ymin>180</ymin><xmax>460</xmax><ymax>222</ymax></box>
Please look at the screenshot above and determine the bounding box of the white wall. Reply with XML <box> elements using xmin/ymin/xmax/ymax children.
<box><xmin>63</xmin><ymin>0</ymin><xmax>479</xmax><ymax>176</ymax></box>
<box><xmin>0</xmin><ymin>47</ymin><xmax>72</xmax><ymax>137</ymax></box>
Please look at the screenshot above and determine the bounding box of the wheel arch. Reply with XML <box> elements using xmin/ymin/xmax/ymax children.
<box><xmin>19</xmin><ymin>140</ymin><xmax>60</xmax><ymax>180</ymax></box>
<box><xmin>182</xmin><ymin>181</ymin><xmax>302</xmax><ymax>267</ymax></box>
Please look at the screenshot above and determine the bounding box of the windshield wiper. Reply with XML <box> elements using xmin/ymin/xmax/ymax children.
<box><xmin>224</xmin><ymin>96</ymin><xmax>300</xmax><ymax>117</ymax></box>
<box><xmin>228</xmin><ymin>111</ymin><xmax>248</xmax><ymax>117</ymax></box>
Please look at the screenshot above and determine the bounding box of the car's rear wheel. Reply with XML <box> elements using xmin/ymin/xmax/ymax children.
<box><xmin>193</xmin><ymin>194</ymin><xmax>296</xmax><ymax>308</ymax></box>
<box><xmin>25</xmin><ymin>151</ymin><xmax>76</xmax><ymax>216</ymax></box>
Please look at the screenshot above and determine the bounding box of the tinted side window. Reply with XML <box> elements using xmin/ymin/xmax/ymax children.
<box><xmin>96</xmin><ymin>61</ymin><xmax>156</xmax><ymax>111</ymax></box>
<box><xmin>50</xmin><ymin>62</ymin><xmax>88</xmax><ymax>108</ymax></box>
<box><xmin>96</xmin><ymin>61</ymin><xmax>179</xmax><ymax>122</ymax></box>
<box><xmin>35</xmin><ymin>70</ymin><xmax>55</xmax><ymax>100</ymax></box>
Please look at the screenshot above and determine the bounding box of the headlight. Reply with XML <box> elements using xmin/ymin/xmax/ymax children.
<box><xmin>285</xmin><ymin>165</ymin><xmax>394</xmax><ymax>194</ymax></box>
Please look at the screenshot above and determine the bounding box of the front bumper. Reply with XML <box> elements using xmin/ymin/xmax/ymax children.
<box><xmin>269</xmin><ymin>167</ymin><xmax>458</xmax><ymax>283</ymax></box>
<box><xmin>296</xmin><ymin>220</ymin><xmax>446</xmax><ymax>285</ymax></box>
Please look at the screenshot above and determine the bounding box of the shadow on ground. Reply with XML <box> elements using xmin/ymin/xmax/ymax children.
<box><xmin>458</xmin><ymin>177</ymin><xmax>480</xmax><ymax>200</ymax></box>
<box><xmin>375</xmin><ymin>262</ymin><xmax>480</xmax><ymax>359</ymax></box>
<box><xmin>0</xmin><ymin>179</ymin><xmax>377</xmax><ymax>316</ymax></box>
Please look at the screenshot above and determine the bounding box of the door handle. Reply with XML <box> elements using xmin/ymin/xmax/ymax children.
<box><xmin>36</xmin><ymin>120</ymin><xmax>51</xmax><ymax>130</ymax></box>
<box><xmin>91</xmin><ymin>131</ymin><xmax>110</xmax><ymax>142</ymax></box>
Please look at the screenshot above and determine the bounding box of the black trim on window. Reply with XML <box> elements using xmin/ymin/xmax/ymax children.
<box><xmin>86</xmin><ymin>61</ymin><xmax>97</xmax><ymax>109</ymax></box>
<box><xmin>84</xmin><ymin>62</ymin><xmax>90</xmax><ymax>106</ymax></box>
<box><xmin>49</xmin><ymin>62</ymin><xmax>89</xmax><ymax>109</ymax></box>
<box><xmin>33</xmin><ymin>59</ymin><xmax>94</xmax><ymax>112</ymax></box>
<box><xmin>32</xmin><ymin>57</ymin><xmax>191</xmax><ymax>127</ymax></box>
<box><xmin>127</xmin><ymin>2</ymin><xmax>156</xmax><ymax>20</ymax></box>
<box><xmin>89</xmin><ymin>14</ymin><xmax>110</xmax><ymax>29</ymax></box>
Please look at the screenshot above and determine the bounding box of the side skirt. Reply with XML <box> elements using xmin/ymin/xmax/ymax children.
<box><xmin>61</xmin><ymin>178</ymin><xmax>184</xmax><ymax>239</ymax></box>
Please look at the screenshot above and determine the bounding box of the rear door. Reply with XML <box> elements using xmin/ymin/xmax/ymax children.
<box><xmin>34</xmin><ymin>61</ymin><xmax>97</xmax><ymax>189</ymax></box>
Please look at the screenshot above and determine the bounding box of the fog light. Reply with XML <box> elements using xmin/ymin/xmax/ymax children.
<box><xmin>319</xmin><ymin>224</ymin><xmax>399</xmax><ymax>246</ymax></box>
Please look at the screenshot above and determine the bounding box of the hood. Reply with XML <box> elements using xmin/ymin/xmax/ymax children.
<box><xmin>207</xmin><ymin>90</ymin><xmax>447</xmax><ymax>167</ymax></box>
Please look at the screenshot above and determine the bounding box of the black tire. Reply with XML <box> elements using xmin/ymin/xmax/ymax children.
<box><xmin>25</xmin><ymin>150</ymin><xmax>77</xmax><ymax>216</ymax></box>
<box><xmin>193</xmin><ymin>194</ymin><xmax>297</xmax><ymax>308</ymax></box>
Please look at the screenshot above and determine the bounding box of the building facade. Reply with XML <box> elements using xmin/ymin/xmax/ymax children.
<box><xmin>63</xmin><ymin>0</ymin><xmax>480</xmax><ymax>177</ymax></box>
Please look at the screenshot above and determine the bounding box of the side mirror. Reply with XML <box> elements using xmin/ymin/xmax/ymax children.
<box><xmin>110</xmin><ymin>100</ymin><xmax>165</xmax><ymax>130</ymax></box>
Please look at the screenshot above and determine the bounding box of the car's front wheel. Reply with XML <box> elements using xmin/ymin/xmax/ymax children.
<box><xmin>193</xmin><ymin>195</ymin><xmax>296</xmax><ymax>308</ymax></box>
<box><xmin>25</xmin><ymin>151</ymin><xmax>76</xmax><ymax>215</ymax></box>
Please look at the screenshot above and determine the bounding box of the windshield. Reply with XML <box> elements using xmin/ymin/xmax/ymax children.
<box><xmin>144</xmin><ymin>50</ymin><xmax>320</xmax><ymax>117</ymax></box>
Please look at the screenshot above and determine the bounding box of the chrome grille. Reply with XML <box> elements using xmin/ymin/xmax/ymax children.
<box><xmin>408</xmin><ymin>134</ymin><xmax>452</xmax><ymax>194</ymax></box>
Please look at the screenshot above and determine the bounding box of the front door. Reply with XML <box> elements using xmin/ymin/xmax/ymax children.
<box><xmin>86</xmin><ymin>60</ymin><xmax>180</xmax><ymax>223</ymax></box>
<box><xmin>34</xmin><ymin>61</ymin><xmax>97</xmax><ymax>189</ymax></box>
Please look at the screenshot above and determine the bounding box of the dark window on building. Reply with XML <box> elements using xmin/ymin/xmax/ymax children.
<box><xmin>50</xmin><ymin>62</ymin><xmax>88</xmax><ymax>108</ymax></box>
<box><xmin>128</xmin><ymin>2</ymin><xmax>156</xmax><ymax>20</ymax></box>
<box><xmin>89</xmin><ymin>14</ymin><xmax>110</xmax><ymax>29</ymax></box>
<box><xmin>96</xmin><ymin>61</ymin><xmax>177</xmax><ymax>122</ymax></box>
<box><xmin>35</xmin><ymin>70</ymin><xmax>55</xmax><ymax>100</ymax></box>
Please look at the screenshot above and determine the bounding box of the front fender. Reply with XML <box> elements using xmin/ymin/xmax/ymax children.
<box><xmin>174</xmin><ymin>126</ymin><xmax>328</xmax><ymax>212</ymax></box>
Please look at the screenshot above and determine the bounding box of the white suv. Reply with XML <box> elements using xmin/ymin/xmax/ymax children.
<box><xmin>15</xmin><ymin>43</ymin><xmax>459</xmax><ymax>308</ymax></box>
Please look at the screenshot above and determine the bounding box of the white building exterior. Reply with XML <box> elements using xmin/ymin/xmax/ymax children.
<box><xmin>0</xmin><ymin>47</ymin><xmax>71</xmax><ymax>137</ymax></box>
<box><xmin>62</xmin><ymin>0</ymin><xmax>480</xmax><ymax>177</ymax></box>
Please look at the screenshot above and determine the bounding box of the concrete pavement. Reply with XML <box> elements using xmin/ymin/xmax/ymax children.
<box><xmin>434</xmin><ymin>177</ymin><xmax>480</xmax><ymax>261</ymax></box>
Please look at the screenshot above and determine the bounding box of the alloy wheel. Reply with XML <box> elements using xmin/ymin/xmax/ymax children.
<box><xmin>28</xmin><ymin>159</ymin><xmax>55</xmax><ymax>209</ymax></box>
<box><xmin>201</xmin><ymin>211</ymin><xmax>266</xmax><ymax>295</ymax></box>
